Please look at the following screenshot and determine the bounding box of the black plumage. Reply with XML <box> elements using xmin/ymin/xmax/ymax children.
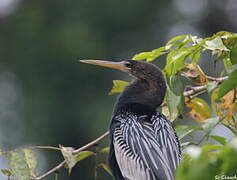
<box><xmin>80</xmin><ymin>59</ymin><xmax>181</xmax><ymax>180</ymax></box>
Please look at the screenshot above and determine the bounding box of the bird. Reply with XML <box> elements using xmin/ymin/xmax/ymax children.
<box><xmin>80</xmin><ymin>59</ymin><xmax>181</xmax><ymax>180</ymax></box>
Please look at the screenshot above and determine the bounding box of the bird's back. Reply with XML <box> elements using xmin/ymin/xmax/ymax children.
<box><xmin>109</xmin><ymin>103</ymin><xmax>181</xmax><ymax>180</ymax></box>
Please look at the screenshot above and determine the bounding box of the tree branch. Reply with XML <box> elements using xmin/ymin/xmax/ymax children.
<box><xmin>73</xmin><ymin>131</ymin><xmax>109</xmax><ymax>154</ymax></box>
<box><xmin>206</xmin><ymin>76</ymin><xmax>228</xmax><ymax>82</ymax></box>
<box><xmin>183</xmin><ymin>76</ymin><xmax>228</xmax><ymax>97</ymax></box>
<box><xmin>34</xmin><ymin>131</ymin><xmax>109</xmax><ymax>180</ymax></box>
<box><xmin>34</xmin><ymin>75</ymin><xmax>228</xmax><ymax>180</ymax></box>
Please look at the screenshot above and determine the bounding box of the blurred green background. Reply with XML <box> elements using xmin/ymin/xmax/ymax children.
<box><xmin>0</xmin><ymin>0</ymin><xmax>236</xmax><ymax>179</ymax></box>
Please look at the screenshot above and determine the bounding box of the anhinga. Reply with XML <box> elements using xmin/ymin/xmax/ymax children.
<box><xmin>80</xmin><ymin>59</ymin><xmax>181</xmax><ymax>180</ymax></box>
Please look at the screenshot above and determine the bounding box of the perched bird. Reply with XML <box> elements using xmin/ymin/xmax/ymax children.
<box><xmin>80</xmin><ymin>59</ymin><xmax>181</xmax><ymax>180</ymax></box>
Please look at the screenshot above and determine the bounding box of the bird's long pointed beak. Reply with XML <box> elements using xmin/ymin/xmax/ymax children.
<box><xmin>80</xmin><ymin>59</ymin><xmax>128</xmax><ymax>72</ymax></box>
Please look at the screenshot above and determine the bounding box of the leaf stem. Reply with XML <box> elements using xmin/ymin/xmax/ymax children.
<box><xmin>33</xmin><ymin>131</ymin><xmax>109</xmax><ymax>180</ymax></box>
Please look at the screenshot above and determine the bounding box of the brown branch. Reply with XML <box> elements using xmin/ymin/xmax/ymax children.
<box><xmin>34</xmin><ymin>160</ymin><xmax>66</xmax><ymax>180</ymax></box>
<box><xmin>34</xmin><ymin>75</ymin><xmax>228</xmax><ymax>180</ymax></box>
<box><xmin>29</xmin><ymin>146</ymin><xmax>61</xmax><ymax>151</ymax></box>
<box><xmin>34</xmin><ymin>131</ymin><xmax>109</xmax><ymax>180</ymax></box>
<box><xmin>73</xmin><ymin>131</ymin><xmax>109</xmax><ymax>154</ymax></box>
<box><xmin>206</xmin><ymin>76</ymin><xmax>228</xmax><ymax>82</ymax></box>
<box><xmin>0</xmin><ymin>146</ymin><xmax>61</xmax><ymax>156</ymax></box>
<box><xmin>184</xmin><ymin>85</ymin><xmax>206</xmax><ymax>97</ymax></box>
<box><xmin>183</xmin><ymin>76</ymin><xmax>228</xmax><ymax>98</ymax></box>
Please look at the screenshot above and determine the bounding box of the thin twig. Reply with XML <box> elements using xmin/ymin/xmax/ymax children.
<box><xmin>34</xmin><ymin>160</ymin><xmax>66</xmax><ymax>180</ymax></box>
<box><xmin>184</xmin><ymin>85</ymin><xmax>206</xmax><ymax>97</ymax></box>
<box><xmin>33</xmin><ymin>75</ymin><xmax>228</xmax><ymax>180</ymax></box>
<box><xmin>29</xmin><ymin>146</ymin><xmax>61</xmax><ymax>151</ymax></box>
<box><xmin>73</xmin><ymin>131</ymin><xmax>109</xmax><ymax>154</ymax></box>
<box><xmin>34</xmin><ymin>131</ymin><xmax>109</xmax><ymax>180</ymax></box>
<box><xmin>183</xmin><ymin>76</ymin><xmax>228</xmax><ymax>97</ymax></box>
<box><xmin>206</xmin><ymin>76</ymin><xmax>228</xmax><ymax>82</ymax></box>
<box><xmin>0</xmin><ymin>146</ymin><xmax>61</xmax><ymax>156</ymax></box>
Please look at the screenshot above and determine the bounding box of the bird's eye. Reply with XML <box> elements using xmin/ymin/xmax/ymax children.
<box><xmin>124</xmin><ymin>61</ymin><xmax>132</xmax><ymax>68</ymax></box>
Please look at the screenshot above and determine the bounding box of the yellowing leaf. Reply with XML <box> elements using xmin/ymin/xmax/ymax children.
<box><xmin>7</xmin><ymin>152</ymin><xmax>31</xmax><ymax>180</ymax></box>
<box><xmin>22</xmin><ymin>149</ymin><xmax>38</xmax><ymax>177</ymax></box>
<box><xmin>218</xmin><ymin>69</ymin><xmax>237</xmax><ymax>98</ymax></box>
<box><xmin>212</xmin><ymin>88</ymin><xmax>237</xmax><ymax>128</ymax></box>
<box><xmin>186</xmin><ymin>97</ymin><xmax>211</xmax><ymax>123</ymax></box>
<box><xmin>109</xmin><ymin>80</ymin><xmax>129</xmax><ymax>95</ymax></box>
<box><xmin>60</xmin><ymin>146</ymin><xmax>76</xmax><ymax>174</ymax></box>
<box><xmin>184</xmin><ymin>63</ymin><xmax>208</xmax><ymax>85</ymax></box>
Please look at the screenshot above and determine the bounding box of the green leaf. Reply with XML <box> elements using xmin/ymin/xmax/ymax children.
<box><xmin>98</xmin><ymin>163</ymin><xmax>113</xmax><ymax>176</ymax></box>
<box><xmin>1</xmin><ymin>169</ymin><xmax>12</xmax><ymax>177</ymax></box>
<box><xmin>191</xmin><ymin>35</ymin><xmax>203</xmax><ymax>45</ymax></box>
<box><xmin>176</xmin><ymin>137</ymin><xmax>237</xmax><ymax>180</ymax></box>
<box><xmin>99</xmin><ymin>147</ymin><xmax>109</xmax><ymax>153</ymax></box>
<box><xmin>189</xmin><ymin>50</ymin><xmax>201</xmax><ymax>63</ymax></box>
<box><xmin>230</xmin><ymin>40</ymin><xmax>237</xmax><ymax>64</ymax></box>
<box><xmin>75</xmin><ymin>151</ymin><xmax>94</xmax><ymax>162</ymax></box>
<box><xmin>7</xmin><ymin>152</ymin><xmax>31</xmax><ymax>180</ymax></box>
<box><xmin>206</xmin><ymin>81</ymin><xmax>218</xmax><ymax>93</ymax></box>
<box><xmin>218</xmin><ymin>69</ymin><xmax>237</xmax><ymax>98</ymax></box>
<box><xmin>22</xmin><ymin>149</ymin><xmax>38</xmax><ymax>177</ymax></box>
<box><xmin>147</xmin><ymin>47</ymin><xmax>167</xmax><ymax>62</ymax></box>
<box><xmin>202</xmin><ymin>117</ymin><xmax>220</xmax><ymax>132</ymax></box>
<box><xmin>201</xmin><ymin>144</ymin><xmax>224</xmax><ymax>152</ymax></box>
<box><xmin>205</xmin><ymin>37</ymin><xmax>229</xmax><ymax>51</ymax></box>
<box><xmin>165</xmin><ymin>85</ymin><xmax>182</xmax><ymax>121</ymax></box>
<box><xmin>109</xmin><ymin>80</ymin><xmax>129</xmax><ymax>95</ymax></box>
<box><xmin>169</xmin><ymin>75</ymin><xmax>185</xmax><ymax>95</ymax></box>
<box><xmin>165</xmin><ymin>35</ymin><xmax>191</xmax><ymax>50</ymax></box>
<box><xmin>166</xmin><ymin>35</ymin><xmax>189</xmax><ymax>46</ymax></box>
<box><xmin>165</xmin><ymin>46</ymin><xmax>197</xmax><ymax>76</ymax></box>
<box><xmin>175</xmin><ymin>125</ymin><xmax>203</xmax><ymax>140</ymax></box>
<box><xmin>219</xmin><ymin>137</ymin><xmax>237</xmax><ymax>174</ymax></box>
<box><xmin>226</xmin><ymin>64</ymin><xmax>237</xmax><ymax>74</ymax></box>
<box><xmin>60</xmin><ymin>146</ymin><xmax>77</xmax><ymax>174</ymax></box>
<box><xmin>132</xmin><ymin>47</ymin><xmax>167</xmax><ymax>62</ymax></box>
<box><xmin>210</xmin><ymin>135</ymin><xmax>227</xmax><ymax>145</ymax></box>
<box><xmin>132</xmin><ymin>52</ymin><xmax>152</xmax><ymax>61</ymax></box>
<box><xmin>165</xmin><ymin>75</ymin><xmax>185</xmax><ymax>122</ymax></box>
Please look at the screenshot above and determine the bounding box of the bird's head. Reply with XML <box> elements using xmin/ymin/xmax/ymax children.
<box><xmin>80</xmin><ymin>59</ymin><xmax>166</xmax><ymax>109</ymax></box>
<box><xmin>80</xmin><ymin>59</ymin><xmax>162</xmax><ymax>81</ymax></box>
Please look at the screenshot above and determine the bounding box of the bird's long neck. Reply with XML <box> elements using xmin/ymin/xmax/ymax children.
<box><xmin>114</xmin><ymin>71</ymin><xmax>166</xmax><ymax>114</ymax></box>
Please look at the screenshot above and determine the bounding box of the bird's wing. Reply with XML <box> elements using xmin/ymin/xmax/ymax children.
<box><xmin>112</xmin><ymin>113</ymin><xmax>181</xmax><ymax>180</ymax></box>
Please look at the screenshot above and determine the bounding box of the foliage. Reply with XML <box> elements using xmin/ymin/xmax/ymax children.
<box><xmin>110</xmin><ymin>31</ymin><xmax>237</xmax><ymax>180</ymax></box>
<box><xmin>1</xmin><ymin>31</ymin><xmax>237</xmax><ymax>179</ymax></box>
